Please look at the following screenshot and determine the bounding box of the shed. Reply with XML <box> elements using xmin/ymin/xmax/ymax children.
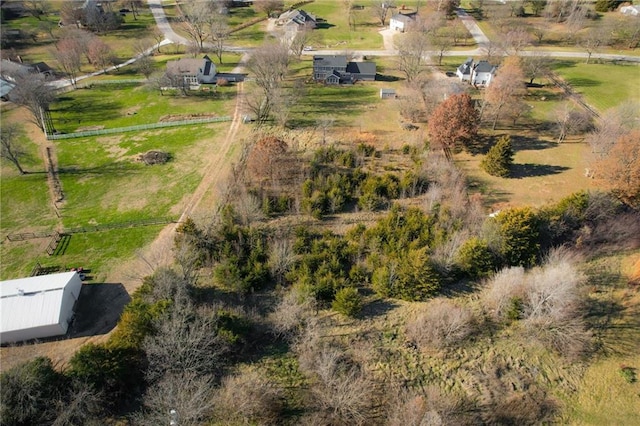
<box><xmin>380</xmin><ymin>88</ymin><xmax>396</xmax><ymax>99</ymax></box>
<box><xmin>1</xmin><ymin>272</ymin><xmax>82</xmax><ymax>344</ymax></box>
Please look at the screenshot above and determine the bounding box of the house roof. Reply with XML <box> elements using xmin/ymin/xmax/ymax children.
<box><xmin>0</xmin><ymin>59</ymin><xmax>31</xmax><ymax>76</ymax></box>
<box><xmin>0</xmin><ymin>78</ymin><xmax>15</xmax><ymax>98</ymax></box>
<box><xmin>391</xmin><ymin>13</ymin><xmax>416</xmax><ymax>23</ymax></box>
<box><xmin>167</xmin><ymin>57</ymin><xmax>214</xmax><ymax>77</ymax></box>
<box><xmin>620</xmin><ymin>5</ymin><xmax>640</xmax><ymax>15</ymax></box>
<box><xmin>1</xmin><ymin>272</ymin><xmax>81</xmax><ymax>335</ymax></box>
<box><xmin>278</xmin><ymin>9</ymin><xmax>316</xmax><ymax>25</ymax></box>
<box><xmin>346</xmin><ymin>61</ymin><xmax>376</xmax><ymax>75</ymax></box>
<box><xmin>457</xmin><ymin>57</ymin><xmax>473</xmax><ymax>75</ymax></box>
<box><xmin>474</xmin><ymin>60</ymin><xmax>496</xmax><ymax>73</ymax></box>
<box><xmin>313</xmin><ymin>55</ymin><xmax>347</xmax><ymax>68</ymax></box>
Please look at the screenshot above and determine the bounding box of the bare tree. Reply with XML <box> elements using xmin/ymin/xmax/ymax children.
<box><xmin>212</xmin><ymin>369</ymin><xmax>285</xmax><ymax>424</ymax></box>
<box><xmin>372</xmin><ymin>0</ymin><xmax>396</xmax><ymax>26</ymax></box>
<box><xmin>60</xmin><ymin>0</ymin><xmax>84</xmax><ymax>28</ymax></box>
<box><xmin>254</xmin><ymin>0</ymin><xmax>284</xmax><ymax>17</ymax></box>
<box><xmin>406</xmin><ymin>298</ymin><xmax>475</xmax><ymax>349</ymax></box>
<box><xmin>521</xmin><ymin>52</ymin><xmax>551</xmax><ymax>85</ymax></box>
<box><xmin>269</xmin><ymin>287</ymin><xmax>315</xmax><ymax>338</ymax></box>
<box><xmin>87</xmin><ymin>37</ymin><xmax>115</xmax><ymax>72</ymax></box>
<box><xmin>3</xmin><ymin>72</ymin><xmax>56</xmax><ymax>133</ymax></box>
<box><xmin>395</xmin><ymin>31</ymin><xmax>429</xmax><ymax>83</ymax></box>
<box><xmin>483</xmin><ymin>56</ymin><xmax>527</xmax><ymax>130</ymax></box>
<box><xmin>430</xmin><ymin>31</ymin><xmax>453</xmax><ymax>66</ymax></box>
<box><xmin>136</xmin><ymin>55</ymin><xmax>155</xmax><ymax>79</ymax></box>
<box><xmin>23</xmin><ymin>0</ymin><xmax>52</xmax><ymax>20</ymax></box>
<box><xmin>143</xmin><ymin>305</ymin><xmax>229</xmax><ymax>382</ymax></box>
<box><xmin>553</xmin><ymin>102</ymin><xmax>593</xmax><ymax>143</ymax></box>
<box><xmin>55</xmin><ymin>36</ymin><xmax>85</xmax><ymax>88</ymax></box>
<box><xmin>246</xmin><ymin>41</ymin><xmax>290</xmax><ymax>124</ymax></box>
<box><xmin>577</xmin><ymin>26</ymin><xmax>610</xmax><ymax>64</ymax></box>
<box><xmin>135</xmin><ymin>372</ymin><xmax>216</xmax><ymax>426</ymax></box>
<box><xmin>482</xmin><ymin>266</ymin><xmax>527</xmax><ymax>320</ymax></box>
<box><xmin>52</xmin><ymin>380</ymin><xmax>103</xmax><ymax>426</ymax></box>
<box><xmin>298</xmin><ymin>344</ymin><xmax>374</xmax><ymax>425</ymax></box>
<box><xmin>500</xmin><ymin>27</ymin><xmax>532</xmax><ymax>55</ymax></box>
<box><xmin>0</xmin><ymin>122</ymin><xmax>28</xmax><ymax>174</ymax></box>
<box><xmin>289</xmin><ymin>27</ymin><xmax>318</xmax><ymax>59</ymax></box>
<box><xmin>181</xmin><ymin>2</ymin><xmax>213</xmax><ymax>53</ymax></box>
<box><xmin>386</xmin><ymin>386</ymin><xmax>478</xmax><ymax>426</ymax></box>
<box><xmin>210</xmin><ymin>14</ymin><xmax>230</xmax><ymax>64</ymax></box>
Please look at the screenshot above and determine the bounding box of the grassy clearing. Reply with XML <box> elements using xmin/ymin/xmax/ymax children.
<box><xmin>50</xmin><ymin>83</ymin><xmax>235</xmax><ymax>133</ymax></box>
<box><xmin>552</xmin><ymin>60</ymin><xmax>640</xmax><ymax>112</ymax></box>
<box><xmin>458</xmin><ymin>137</ymin><xmax>593</xmax><ymax>209</ymax></box>
<box><xmin>0</xmin><ymin>225</ymin><xmax>165</xmax><ymax>282</ymax></box>
<box><xmin>55</xmin><ymin>123</ymin><xmax>227</xmax><ymax>227</ymax></box>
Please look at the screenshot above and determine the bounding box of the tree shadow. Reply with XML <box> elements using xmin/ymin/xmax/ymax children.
<box><xmin>567</xmin><ymin>77</ymin><xmax>600</xmax><ymax>88</ymax></box>
<box><xmin>375</xmin><ymin>74</ymin><xmax>401</xmax><ymax>82</ymax></box>
<box><xmin>510</xmin><ymin>135</ymin><xmax>557</xmax><ymax>152</ymax></box>
<box><xmin>466</xmin><ymin>175</ymin><xmax>512</xmax><ymax>206</ymax></box>
<box><xmin>510</xmin><ymin>163</ymin><xmax>570</xmax><ymax>178</ymax></box>
<box><xmin>59</xmin><ymin>163</ymin><xmax>142</xmax><ymax>176</ymax></box>
<box><xmin>69</xmin><ymin>282</ymin><xmax>130</xmax><ymax>338</ymax></box>
<box><xmin>359</xmin><ymin>298</ymin><xmax>399</xmax><ymax>319</ymax></box>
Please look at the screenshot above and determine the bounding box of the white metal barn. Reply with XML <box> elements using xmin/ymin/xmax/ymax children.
<box><xmin>0</xmin><ymin>271</ymin><xmax>82</xmax><ymax>344</ymax></box>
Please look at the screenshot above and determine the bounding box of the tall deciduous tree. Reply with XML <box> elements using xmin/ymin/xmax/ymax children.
<box><xmin>521</xmin><ymin>52</ymin><xmax>551</xmax><ymax>84</ymax></box>
<box><xmin>594</xmin><ymin>129</ymin><xmax>640</xmax><ymax>208</ymax></box>
<box><xmin>372</xmin><ymin>0</ymin><xmax>395</xmax><ymax>26</ymax></box>
<box><xmin>181</xmin><ymin>2</ymin><xmax>213</xmax><ymax>53</ymax></box>
<box><xmin>483</xmin><ymin>56</ymin><xmax>527</xmax><ymax>130</ymax></box>
<box><xmin>428</xmin><ymin>93</ymin><xmax>479</xmax><ymax>160</ymax></box>
<box><xmin>210</xmin><ymin>14</ymin><xmax>230</xmax><ymax>64</ymax></box>
<box><xmin>0</xmin><ymin>122</ymin><xmax>28</xmax><ymax>174</ymax></box>
<box><xmin>254</xmin><ymin>0</ymin><xmax>284</xmax><ymax>17</ymax></box>
<box><xmin>395</xmin><ymin>31</ymin><xmax>429</xmax><ymax>82</ymax></box>
<box><xmin>4</xmin><ymin>71</ymin><xmax>56</xmax><ymax>133</ymax></box>
<box><xmin>246</xmin><ymin>41</ymin><xmax>290</xmax><ymax>124</ymax></box>
<box><xmin>87</xmin><ymin>37</ymin><xmax>114</xmax><ymax>72</ymax></box>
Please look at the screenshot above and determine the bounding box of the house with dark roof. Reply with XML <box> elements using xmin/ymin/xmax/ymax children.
<box><xmin>166</xmin><ymin>55</ymin><xmax>217</xmax><ymax>86</ymax></box>
<box><xmin>456</xmin><ymin>58</ymin><xmax>497</xmax><ymax>87</ymax></box>
<box><xmin>276</xmin><ymin>9</ymin><xmax>317</xmax><ymax>30</ymax></box>
<box><xmin>0</xmin><ymin>58</ymin><xmax>55</xmax><ymax>78</ymax></box>
<box><xmin>313</xmin><ymin>55</ymin><xmax>376</xmax><ymax>85</ymax></box>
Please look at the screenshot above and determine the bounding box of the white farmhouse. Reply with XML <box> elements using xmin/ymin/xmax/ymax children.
<box><xmin>389</xmin><ymin>13</ymin><xmax>416</xmax><ymax>32</ymax></box>
<box><xmin>456</xmin><ymin>58</ymin><xmax>497</xmax><ymax>87</ymax></box>
<box><xmin>166</xmin><ymin>55</ymin><xmax>217</xmax><ymax>85</ymax></box>
<box><xmin>1</xmin><ymin>272</ymin><xmax>83</xmax><ymax>344</ymax></box>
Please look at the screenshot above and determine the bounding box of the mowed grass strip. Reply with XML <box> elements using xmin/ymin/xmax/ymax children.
<box><xmin>553</xmin><ymin>60</ymin><xmax>640</xmax><ymax>112</ymax></box>
<box><xmin>50</xmin><ymin>83</ymin><xmax>235</xmax><ymax>134</ymax></box>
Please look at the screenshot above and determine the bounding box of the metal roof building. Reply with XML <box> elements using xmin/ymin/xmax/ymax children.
<box><xmin>1</xmin><ymin>272</ymin><xmax>82</xmax><ymax>344</ymax></box>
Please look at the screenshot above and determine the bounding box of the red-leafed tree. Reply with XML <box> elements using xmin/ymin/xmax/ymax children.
<box><xmin>428</xmin><ymin>93</ymin><xmax>479</xmax><ymax>160</ymax></box>
<box><xmin>594</xmin><ymin>129</ymin><xmax>640</xmax><ymax>208</ymax></box>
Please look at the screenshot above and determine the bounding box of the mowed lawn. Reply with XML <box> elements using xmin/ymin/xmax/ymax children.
<box><xmin>55</xmin><ymin>123</ymin><xmax>228</xmax><ymax>227</ymax></box>
<box><xmin>50</xmin><ymin>83</ymin><xmax>235</xmax><ymax>134</ymax></box>
<box><xmin>553</xmin><ymin>61</ymin><xmax>640</xmax><ymax>113</ymax></box>
<box><xmin>458</xmin><ymin>138</ymin><xmax>594</xmax><ymax>209</ymax></box>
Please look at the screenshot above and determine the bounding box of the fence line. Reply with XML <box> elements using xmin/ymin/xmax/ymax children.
<box><xmin>78</xmin><ymin>79</ymin><xmax>146</xmax><ymax>88</ymax></box>
<box><xmin>47</xmin><ymin>116</ymin><xmax>232</xmax><ymax>140</ymax></box>
<box><xmin>6</xmin><ymin>218</ymin><xmax>176</xmax><ymax>242</ymax></box>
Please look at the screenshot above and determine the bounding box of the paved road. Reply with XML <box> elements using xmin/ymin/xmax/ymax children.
<box><xmin>147</xmin><ymin>0</ymin><xmax>189</xmax><ymax>45</ymax></box>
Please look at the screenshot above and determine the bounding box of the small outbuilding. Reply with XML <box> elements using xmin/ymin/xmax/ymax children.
<box><xmin>380</xmin><ymin>88</ymin><xmax>396</xmax><ymax>99</ymax></box>
<box><xmin>1</xmin><ymin>271</ymin><xmax>82</xmax><ymax>344</ymax></box>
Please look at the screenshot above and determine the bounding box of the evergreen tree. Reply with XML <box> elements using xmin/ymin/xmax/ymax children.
<box><xmin>482</xmin><ymin>135</ymin><xmax>514</xmax><ymax>177</ymax></box>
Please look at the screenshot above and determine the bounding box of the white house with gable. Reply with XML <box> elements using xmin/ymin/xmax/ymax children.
<box><xmin>166</xmin><ymin>55</ymin><xmax>217</xmax><ymax>86</ymax></box>
<box><xmin>1</xmin><ymin>271</ymin><xmax>83</xmax><ymax>344</ymax></box>
<box><xmin>389</xmin><ymin>13</ymin><xmax>416</xmax><ymax>32</ymax></box>
<box><xmin>456</xmin><ymin>58</ymin><xmax>497</xmax><ymax>87</ymax></box>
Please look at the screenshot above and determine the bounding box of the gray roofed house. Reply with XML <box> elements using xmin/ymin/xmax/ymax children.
<box><xmin>0</xmin><ymin>78</ymin><xmax>16</xmax><ymax>100</ymax></box>
<box><xmin>313</xmin><ymin>55</ymin><xmax>376</xmax><ymax>85</ymax></box>
<box><xmin>455</xmin><ymin>58</ymin><xmax>497</xmax><ymax>87</ymax></box>
<box><xmin>166</xmin><ymin>55</ymin><xmax>218</xmax><ymax>86</ymax></box>
<box><xmin>456</xmin><ymin>57</ymin><xmax>473</xmax><ymax>82</ymax></box>
<box><xmin>277</xmin><ymin>9</ymin><xmax>317</xmax><ymax>29</ymax></box>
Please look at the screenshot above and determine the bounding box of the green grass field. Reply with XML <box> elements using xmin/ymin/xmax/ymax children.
<box><xmin>50</xmin><ymin>83</ymin><xmax>235</xmax><ymax>133</ymax></box>
<box><xmin>552</xmin><ymin>60</ymin><xmax>640</xmax><ymax>113</ymax></box>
